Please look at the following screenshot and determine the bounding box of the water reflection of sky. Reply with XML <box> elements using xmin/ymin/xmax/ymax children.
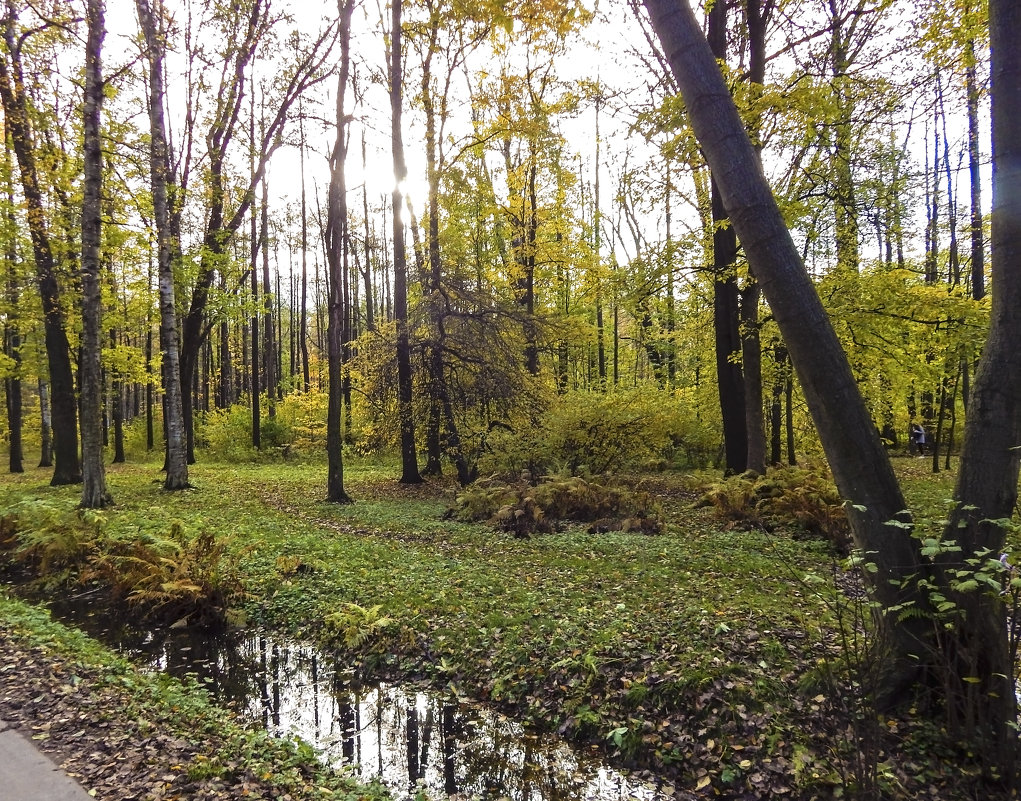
<box><xmin>50</xmin><ymin>607</ymin><xmax>672</xmax><ymax>801</ymax></box>
<box><xmin>237</xmin><ymin>636</ymin><xmax>668</xmax><ymax>801</ymax></box>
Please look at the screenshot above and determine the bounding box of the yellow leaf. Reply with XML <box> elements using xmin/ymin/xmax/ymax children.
<box><xmin>696</xmin><ymin>775</ymin><xmax>712</xmax><ymax>790</ymax></box>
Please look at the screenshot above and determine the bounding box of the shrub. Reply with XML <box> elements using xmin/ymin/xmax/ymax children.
<box><xmin>480</xmin><ymin>388</ymin><xmax>688</xmax><ymax>479</ymax></box>
<box><xmin>0</xmin><ymin>500</ymin><xmax>242</xmax><ymax>626</ymax></box>
<box><xmin>696</xmin><ymin>463</ymin><xmax>852</xmax><ymax>552</ymax></box>
<box><xmin>87</xmin><ymin>522</ymin><xmax>242</xmax><ymax>626</ymax></box>
<box><xmin>448</xmin><ymin>475</ymin><xmax>664</xmax><ymax>537</ymax></box>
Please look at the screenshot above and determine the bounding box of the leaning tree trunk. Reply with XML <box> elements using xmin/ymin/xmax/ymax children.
<box><xmin>136</xmin><ymin>0</ymin><xmax>189</xmax><ymax>490</ymax></box>
<box><xmin>79</xmin><ymin>0</ymin><xmax>112</xmax><ymax>508</ymax></box>
<box><xmin>0</xmin><ymin>1</ymin><xmax>80</xmax><ymax>486</ymax></box>
<box><xmin>642</xmin><ymin>0</ymin><xmax>926</xmax><ymax>690</ymax></box>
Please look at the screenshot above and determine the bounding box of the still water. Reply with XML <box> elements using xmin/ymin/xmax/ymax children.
<box><xmin>49</xmin><ymin>605</ymin><xmax>674</xmax><ymax>801</ymax></box>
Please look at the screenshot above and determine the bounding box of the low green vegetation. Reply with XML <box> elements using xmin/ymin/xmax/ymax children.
<box><xmin>0</xmin><ymin>454</ymin><xmax>1006</xmax><ymax>799</ymax></box>
<box><xmin>0</xmin><ymin>592</ymin><xmax>388</xmax><ymax>801</ymax></box>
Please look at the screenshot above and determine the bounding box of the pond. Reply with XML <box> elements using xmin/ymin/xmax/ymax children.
<box><xmin>47</xmin><ymin>601</ymin><xmax>676</xmax><ymax>801</ymax></box>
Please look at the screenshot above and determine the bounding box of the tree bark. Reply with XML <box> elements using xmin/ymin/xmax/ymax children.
<box><xmin>940</xmin><ymin>0</ymin><xmax>1021</xmax><ymax>776</ymax></box>
<box><xmin>642</xmin><ymin>0</ymin><xmax>924</xmax><ymax>684</ymax></box>
<box><xmin>391</xmin><ymin>0</ymin><xmax>422</xmax><ymax>485</ymax></box>
<box><xmin>966</xmin><ymin>37</ymin><xmax>985</xmax><ymax>301</ymax></box>
<box><xmin>325</xmin><ymin>0</ymin><xmax>356</xmax><ymax>502</ymax></box>
<box><xmin>707</xmin><ymin>0</ymin><xmax>747</xmax><ymax>475</ymax></box>
<box><xmin>80</xmin><ymin>0</ymin><xmax>112</xmax><ymax>508</ymax></box>
<box><xmin>136</xmin><ymin>0</ymin><xmax>189</xmax><ymax>490</ymax></box>
<box><xmin>0</xmin><ymin>0</ymin><xmax>80</xmax><ymax>486</ymax></box>
<box><xmin>3</xmin><ymin>136</ymin><xmax>22</xmax><ymax>474</ymax></box>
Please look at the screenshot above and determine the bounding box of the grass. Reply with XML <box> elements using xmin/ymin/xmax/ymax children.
<box><xmin>0</xmin><ymin>452</ymin><xmax>1007</xmax><ymax>798</ymax></box>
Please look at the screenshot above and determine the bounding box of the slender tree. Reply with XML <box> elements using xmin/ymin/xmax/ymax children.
<box><xmin>391</xmin><ymin>0</ymin><xmax>423</xmax><ymax>484</ymax></box>
<box><xmin>80</xmin><ymin>0</ymin><xmax>112</xmax><ymax>507</ymax></box>
<box><xmin>2</xmin><ymin>119</ymin><xmax>22</xmax><ymax>474</ymax></box>
<box><xmin>136</xmin><ymin>0</ymin><xmax>189</xmax><ymax>490</ymax></box>
<box><xmin>325</xmin><ymin>0</ymin><xmax>357</xmax><ymax>502</ymax></box>
<box><xmin>707</xmin><ymin>0</ymin><xmax>747</xmax><ymax>474</ymax></box>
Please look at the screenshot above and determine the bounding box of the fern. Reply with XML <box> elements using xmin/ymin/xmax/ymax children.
<box><xmin>325</xmin><ymin>602</ymin><xmax>396</xmax><ymax>648</ymax></box>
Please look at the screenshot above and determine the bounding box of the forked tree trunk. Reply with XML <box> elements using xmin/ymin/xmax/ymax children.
<box><xmin>644</xmin><ymin>0</ymin><xmax>1021</xmax><ymax>778</ymax></box>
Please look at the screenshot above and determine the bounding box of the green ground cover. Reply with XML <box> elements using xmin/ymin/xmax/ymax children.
<box><xmin>0</xmin><ymin>455</ymin><xmax>991</xmax><ymax>798</ymax></box>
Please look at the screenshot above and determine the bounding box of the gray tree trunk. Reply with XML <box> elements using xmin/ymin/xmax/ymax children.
<box><xmin>391</xmin><ymin>0</ymin><xmax>422</xmax><ymax>485</ymax></box>
<box><xmin>136</xmin><ymin>0</ymin><xmax>189</xmax><ymax>490</ymax></box>
<box><xmin>325</xmin><ymin>0</ymin><xmax>356</xmax><ymax>502</ymax></box>
<box><xmin>641</xmin><ymin>0</ymin><xmax>925</xmax><ymax>683</ymax></box>
<box><xmin>80</xmin><ymin>0</ymin><xmax>112</xmax><ymax>508</ymax></box>
<box><xmin>939</xmin><ymin>0</ymin><xmax>1021</xmax><ymax>778</ymax></box>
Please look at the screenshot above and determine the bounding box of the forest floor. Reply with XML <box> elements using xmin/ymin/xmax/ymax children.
<box><xmin>0</xmin><ymin>455</ymin><xmax>1003</xmax><ymax>800</ymax></box>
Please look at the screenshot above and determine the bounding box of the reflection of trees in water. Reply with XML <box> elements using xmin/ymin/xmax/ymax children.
<box><xmin>48</xmin><ymin>621</ymin><xmax>664</xmax><ymax>801</ymax></box>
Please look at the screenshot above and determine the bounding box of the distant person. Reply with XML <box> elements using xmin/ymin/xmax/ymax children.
<box><xmin>910</xmin><ymin>422</ymin><xmax>926</xmax><ymax>456</ymax></box>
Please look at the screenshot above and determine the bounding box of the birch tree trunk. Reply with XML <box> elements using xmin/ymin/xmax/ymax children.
<box><xmin>136</xmin><ymin>0</ymin><xmax>189</xmax><ymax>490</ymax></box>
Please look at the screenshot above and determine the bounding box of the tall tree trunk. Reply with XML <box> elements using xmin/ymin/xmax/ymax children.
<box><xmin>938</xmin><ymin>0</ymin><xmax>1021</xmax><ymax>777</ymax></box>
<box><xmin>643</xmin><ymin>0</ymin><xmax>925</xmax><ymax>687</ymax></box>
<box><xmin>966</xmin><ymin>36</ymin><xmax>985</xmax><ymax>301</ymax></box>
<box><xmin>136</xmin><ymin>0</ymin><xmax>189</xmax><ymax>490</ymax></box>
<box><xmin>325</xmin><ymin>0</ymin><xmax>357</xmax><ymax>502</ymax></box>
<box><xmin>299</xmin><ymin>108</ymin><xmax>312</xmax><ymax>393</ymax></box>
<box><xmin>262</xmin><ymin>170</ymin><xmax>275</xmax><ymax>418</ymax></box>
<box><xmin>708</xmin><ymin>0</ymin><xmax>747</xmax><ymax>475</ymax></box>
<box><xmin>0</xmin><ymin>0</ymin><xmax>80</xmax><ymax>485</ymax></box>
<box><xmin>3</xmin><ymin>133</ymin><xmax>22</xmax><ymax>474</ymax></box>
<box><xmin>250</xmin><ymin>97</ymin><xmax>261</xmax><ymax>450</ymax></box>
<box><xmin>80</xmin><ymin>0</ymin><xmax>112</xmax><ymax>508</ymax></box>
<box><xmin>391</xmin><ymin>0</ymin><xmax>422</xmax><ymax>485</ymax></box>
<box><xmin>111</xmin><ymin>331</ymin><xmax>125</xmax><ymax>463</ymax></box>
<box><xmin>741</xmin><ymin>0</ymin><xmax>770</xmax><ymax>475</ymax></box>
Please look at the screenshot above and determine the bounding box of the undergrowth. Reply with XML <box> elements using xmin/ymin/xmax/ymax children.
<box><xmin>695</xmin><ymin>463</ymin><xmax>852</xmax><ymax>553</ymax></box>
<box><xmin>447</xmin><ymin>474</ymin><xmax>664</xmax><ymax>537</ymax></box>
<box><xmin>0</xmin><ymin>457</ymin><xmax>1005</xmax><ymax>799</ymax></box>
<box><xmin>0</xmin><ymin>499</ymin><xmax>241</xmax><ymax>626</ymax></box>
